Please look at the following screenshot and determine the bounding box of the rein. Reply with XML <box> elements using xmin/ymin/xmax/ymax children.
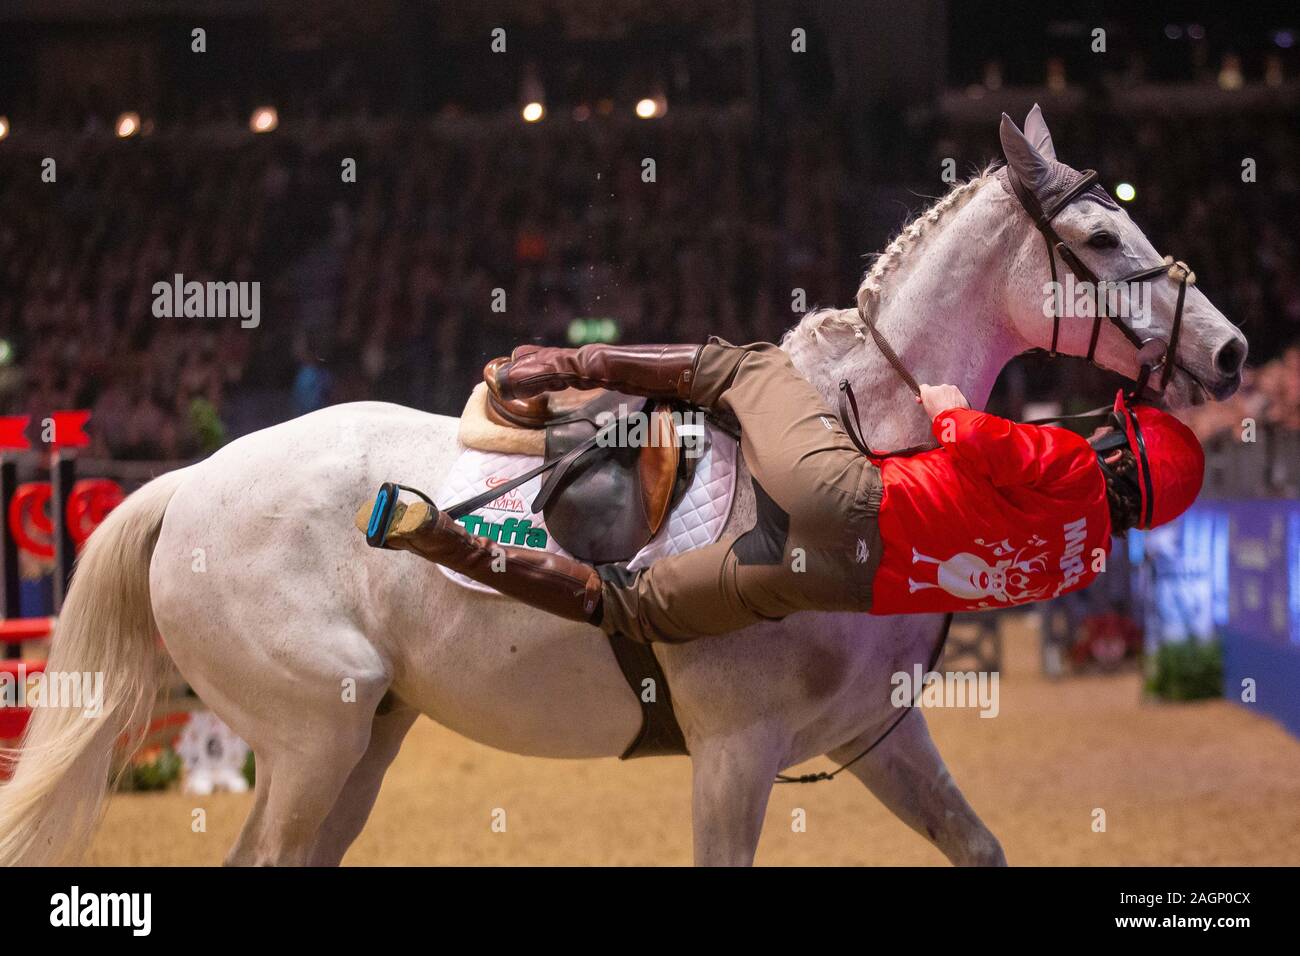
<box><xmin>837</xmin><ymin>304</ymin><xmax>937</xmax><ymax>460</ymax></box>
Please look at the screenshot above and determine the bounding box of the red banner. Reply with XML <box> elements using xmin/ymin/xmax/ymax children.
<box><xmin>0</xmin><ymin>416</ymin><xmax>30</xmax><ymax>450</ymax></box>
<box><xmin>49</xmin><ymin>409</ymin><xmax>91</xmax><ymax>449</ymax></box>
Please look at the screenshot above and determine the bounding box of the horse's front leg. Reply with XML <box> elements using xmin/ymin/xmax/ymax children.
<box><xmin>689</xmin><ymin>726</ymin><xmax>787</xmax><ymax>866</ymax></box>
<box><xmin>829</xmin><ymin>709</ymin><xmax>1006</xmax><ymax>866</ymax></box>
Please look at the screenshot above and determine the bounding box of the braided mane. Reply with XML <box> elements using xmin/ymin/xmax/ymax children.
<box><xmin>782</xmin><ymin>166</ymin><xmax>996</xmax><ymax>366</ymax></box>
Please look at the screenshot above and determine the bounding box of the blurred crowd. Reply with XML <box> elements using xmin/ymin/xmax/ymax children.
<box><xmin>0</xmin><ymin>142</ymin><xmax>264</xmax><ymax>458</ymax></box>
<box><xmin>0</xmin><ymin>103</ymin><xmax>1296</xmax><ymax>459</ymax></box>
<box><xmin>0</xmin><ymin>112</ymin><xmax>846</xmax><ymax>457</ymax></box>
<box><xmin>1179</xmin><ymin>345</ymin><xmax>1300</xmax><ymax>440</ymax></box>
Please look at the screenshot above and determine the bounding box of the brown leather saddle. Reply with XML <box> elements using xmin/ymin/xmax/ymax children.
<box><xmin>478</xmin><ymin>385</ymin><xmax>698</xmax><ymax>759</ymax></box>
<box><xmin>482</xmin><ymin>388</ymin><xmax>698</xmax><ymax>564</ymax></box>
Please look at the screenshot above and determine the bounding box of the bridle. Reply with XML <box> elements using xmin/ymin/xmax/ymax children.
<box><xmin>1006</xmin><ymin>167</ymin><xmax>1196</xmax><ymax>397</ymax></box>
<box><xmin>848</xmin><ymin>168</ymin><xmax>1198</xmax><ymax>430</ymax></box>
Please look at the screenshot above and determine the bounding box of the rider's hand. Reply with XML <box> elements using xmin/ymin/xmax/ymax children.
<box><xmin>918</xmin><ymin>383</ymin><xmax>970</xmax><ymax>420</ymax></box>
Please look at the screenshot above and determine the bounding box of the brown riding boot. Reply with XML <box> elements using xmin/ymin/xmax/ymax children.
<box><xmin>484</xmin><ymin>344</ymin><xmax>703</xmax><ymax>404</ymax></box>
<box><xmin>382</xmin><ymin>501</ymin><xmax>604</xmax><ymax>624</ymax></box>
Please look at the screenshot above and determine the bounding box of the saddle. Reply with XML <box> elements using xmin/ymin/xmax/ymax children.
<box><xmin>461</xmin><ymin>383</ymin><xmax>699</xmax><ymax>564</ymax></box>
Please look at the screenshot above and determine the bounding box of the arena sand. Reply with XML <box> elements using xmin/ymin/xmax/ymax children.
<box><xmin>86</xmin><ymin>620</ymin><xmax>1300</xmax><ymax>865</ymax></box>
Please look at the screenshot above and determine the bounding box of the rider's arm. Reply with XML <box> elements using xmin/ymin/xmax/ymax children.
<box><xmin>929</xmin><ymin>407</ymin><xmax>1061</xmax><ymax>488</ymax></box>
<box><xmin>919</xmin><ymin>383</ymin><xmax>1087</xmax><ymax>488</ymax></box>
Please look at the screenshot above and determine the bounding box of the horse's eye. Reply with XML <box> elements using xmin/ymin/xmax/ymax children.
<box><xmin>1087</xmin><ymin>231</ymin><xmax>1120</xmax><ymax>249</ymax></box>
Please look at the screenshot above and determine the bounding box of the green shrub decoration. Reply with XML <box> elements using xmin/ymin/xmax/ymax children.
<box><xmin>1146</xmin><ymin>639</ymin><xmax>1223</xmax><ymax>701</ymax></box>
<box><xmin>116</xmin><ymin>745</ymin><xmax>183</xmax><ymax>791</ymax></box>
<box><xmin>189</xmin><ymin>396</ymin><xmax>227</xmax><ymax>453</ymax></box>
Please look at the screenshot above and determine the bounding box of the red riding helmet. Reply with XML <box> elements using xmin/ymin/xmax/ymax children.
<box><xmin>1109</xmin><ymin>390</ymin><xmax>1205</xmax><ymax>529</ymax></box>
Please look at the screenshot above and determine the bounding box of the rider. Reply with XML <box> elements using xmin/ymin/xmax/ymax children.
<box><xmin>370</xmin><ymin>340</ymin><xmax>1204</xmax><ymax>644</ymax></box>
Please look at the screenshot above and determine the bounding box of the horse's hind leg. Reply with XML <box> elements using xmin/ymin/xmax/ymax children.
<box><xmin>828</xmin><ymin>710</ymin><xmax>1006</xmax><ymax>866</ymax></box>
<box><xmin>224</xmin><ymin>773</ymin><xmax>270</xmax><ymax>866</ymax></box>
<box><xmin>308</xmin><ymin>698</ymin><xmax>419</xmax><ymax>866</ymax></box>
<box><xmin>195</xmin><ymin>633</ymin><xmax>393</xmax><ymax>867</ymax></box>
<box><xmin>225</xmin><ymin>693</ymin><xmax>411</xmax><ymax>867</ymax></box>
<box><xmin>233</xmin><ymin>699</ymin><xmax>382</xmax><ymax>866</ymax></box>
<box><xmin>224</xmin><ymin>737</ymin><xmax>372</xmax><ymax>866</ymax></box>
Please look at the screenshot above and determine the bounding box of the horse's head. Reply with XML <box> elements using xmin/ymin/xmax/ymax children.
<box><xmin>996</xmin><ymin>105</ymin><xmax>1246</xmax><ymax>407</ymax></box>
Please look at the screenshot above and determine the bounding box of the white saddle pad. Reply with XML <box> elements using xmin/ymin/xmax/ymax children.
<box><xmin>435</xmin><ymin>425</ymin><xmax>738</xmax><ymax>594</ymax></box>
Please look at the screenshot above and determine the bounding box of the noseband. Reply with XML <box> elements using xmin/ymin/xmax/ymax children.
<box><xmin>1006</xmin><ymin>168</ymin><xmax>1196</xmax><ymax>396</ymax></box>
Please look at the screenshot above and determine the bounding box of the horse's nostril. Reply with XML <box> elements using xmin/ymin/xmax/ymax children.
<box><xmin>1214</xmin><ymin>340</ymin><xmax>1246</xmax><ymax>377</ymax></box>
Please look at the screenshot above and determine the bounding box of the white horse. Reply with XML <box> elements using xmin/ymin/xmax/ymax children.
<box><xmin>0</xmin><ymin>108</ymin><xmax>1245</xmax><ymax>866</ymax></box>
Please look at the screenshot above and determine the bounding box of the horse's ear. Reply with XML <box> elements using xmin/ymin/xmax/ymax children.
<box><xmin>999</xmin><ymin>112</ymin><xmax>1052</xmax><ymax>194</ymax></box>
<box><xmin>1023</xmin><ymin>103</ymin><xmax>1057</xmax><ymax>161</ymax></box>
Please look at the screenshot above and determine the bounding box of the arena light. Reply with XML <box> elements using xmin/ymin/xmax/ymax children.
<box><xmin>635</xmin><ymin>96</ymin><xmax>666</xmax><ymax>119</ymax></box>
<box><xmin>0</xmin><ymin>116</ymin><xmax>8</xmax><ymax>141</ymax></box>
<box><xmin>521</xmin><ymin>101</ymin><xmax>545</xmax><ymax>123</ymax></box>
<box><xmin>1045</xmin><ymin>57</ymin><xmax>1067</xmax><ymax>93</ymax></box>
<box><xmin>1115</xmin><ymin>182</ymin><xmax>1136</xmax><ymax>202</ymax></box>
<box><xmin>115</xmin><ymin>112</ymin><xmax>141</xmax><ymax>138</ymax></box>
<box><xmin>1218</xmin><ymin>55</ymin><xmax>1244</xmax><ymax>91</ymax></box>
<box><xmin>249</xmin><ymin>106</ymin><xmax>279</xmax><ymax>133</ymax></box>
<box><xmin>1265</xmin><ymin>53</ymin><xmax>1284</xmax><ymax>88</ymax></box>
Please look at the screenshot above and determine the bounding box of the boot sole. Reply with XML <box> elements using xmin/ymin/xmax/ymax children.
<box><xmin>386</xmin><ymin>501</ymin><xmax>435</xmax><ymax>542</ymax></box>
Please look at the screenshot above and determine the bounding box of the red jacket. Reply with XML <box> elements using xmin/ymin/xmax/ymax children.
<box><xmin>869</xmin><ymin>408</ymin><xmax>1112</xmax><ymax>614</ymax></box>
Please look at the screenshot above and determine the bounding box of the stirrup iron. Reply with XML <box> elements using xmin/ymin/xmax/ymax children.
<box><xmin>364</xmin><ymin>482</ymin><xmax>435</xmax><ymax>548</ymax></box>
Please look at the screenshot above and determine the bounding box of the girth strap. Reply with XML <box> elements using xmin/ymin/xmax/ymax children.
<box><xmin>604</xmin><ymin>630</ymin><xmax>689</xmax><ymax>759</ymax></box>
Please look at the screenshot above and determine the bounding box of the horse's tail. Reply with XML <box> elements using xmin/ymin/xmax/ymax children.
<box><xmin>0</xmin><ymin>467</ymin><xmax>188</xmax><ymax>865</ymax></box>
